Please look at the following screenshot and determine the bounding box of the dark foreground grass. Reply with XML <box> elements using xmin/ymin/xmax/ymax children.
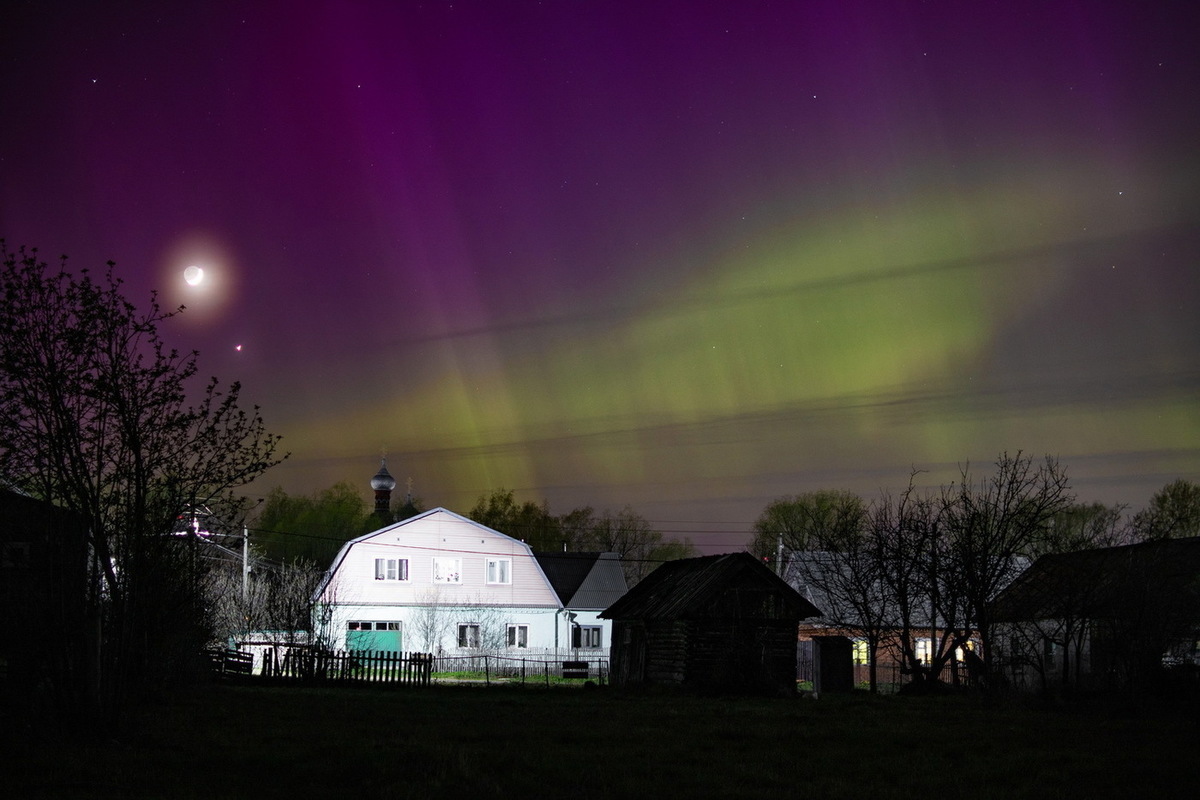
<box><xmin>7</xmin><ymin>684</ymin><xmax>1199</xmax><ymax>799</ymax></box>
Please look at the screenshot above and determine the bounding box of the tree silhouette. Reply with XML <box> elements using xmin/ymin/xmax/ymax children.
<box><xmin>0</xmin><ymin>243</ymin><xmax>285</xmax><ymax>718</ymax></box>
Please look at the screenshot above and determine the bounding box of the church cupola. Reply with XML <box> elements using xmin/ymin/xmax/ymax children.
<box><xmin>371</xmin><ymin>458</ymin><xmax>397</xmax><ymax>521</ymax></box>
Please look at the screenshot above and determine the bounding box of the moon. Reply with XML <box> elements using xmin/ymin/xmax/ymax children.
<box><xmin>184</xmin><ymin>265</ymin><xmax>205</xmax><ymax>286</ymax></box>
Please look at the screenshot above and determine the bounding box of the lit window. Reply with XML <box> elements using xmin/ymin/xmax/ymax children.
<box><xmin>572</xmin><ymin>625</ymin><xmax>602</xmax><ymax>649</ymax></box>
<box><xmin>486</xmin><ymin>558</ymin><xmax>512</xmax><ymax>585</ymax></box>
<box><xmin>915</xmin><ymin>638</ymin><xmax>932</xmax><ymax>665</ymax></box>
<box><xmin>853</xmin><ymin>639</ymin><xmax>870</xmax><ymax>665</ymax></box>
<box><xmin>458</xmin><ymin>624</ymin><xmax>481</xmax><ymax>648</ymax></box>
<box><xmin>507</xmin><ymin>624</ymin><xmax>528</xmax><ymax>648</ymax></box>
<box><xmin>374</xmin><ymin>558</ymin><xmax>409</xmax><ymax>581</ymax></box>
<box><xmin>433</xmin><ymin>557</ymin><xmax>461</xmax><ymax>584</ymax></box>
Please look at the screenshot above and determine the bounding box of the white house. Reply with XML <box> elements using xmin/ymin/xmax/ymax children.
<box><xmin>313</xmin><ymin>507</ymin><xmax>627</xmax><ymax>658</ymax></box>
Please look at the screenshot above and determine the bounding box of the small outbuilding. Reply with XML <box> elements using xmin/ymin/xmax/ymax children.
<box><xmin>600</xmin><ymin>552</ymin><xmax>821</xmax><ymax>694</ymax></box>
<box><xmin>0</xmin><ymin>488</ymin><xmax>90</xmax><ymax>702</ymax></box>
<box><xmin>991</xmin><ymin>536</ymin><xmax>1200</xmax><ymax>692</ymax></box>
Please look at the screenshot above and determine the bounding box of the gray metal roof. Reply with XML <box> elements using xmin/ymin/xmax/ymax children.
<box><xmin>534</xmin><ymin>551</ymin><xmax>628</xmax><ymax>610</ymax></box>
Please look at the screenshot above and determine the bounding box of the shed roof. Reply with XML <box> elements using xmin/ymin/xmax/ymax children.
<box><xmin>600</xmin><ymin>552</ymin><xmax>821</xmax><ymax>621</ymax></box>
<box><xmin>991</xmin><ymin>537</ymin><xmax>1200</xmax><ymax>622</ymax></box>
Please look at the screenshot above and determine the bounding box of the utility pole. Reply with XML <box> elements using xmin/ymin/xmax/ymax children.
<box><xmin>242</xmin><ymin>525</ymin><xmax>249</xmax><ymax>603</ymax></box>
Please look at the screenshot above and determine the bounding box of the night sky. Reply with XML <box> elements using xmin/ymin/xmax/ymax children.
<box><xmin>3</xmin><ymin>1</ymin><xmax>1197</xmax><ymax>550</ymax></box>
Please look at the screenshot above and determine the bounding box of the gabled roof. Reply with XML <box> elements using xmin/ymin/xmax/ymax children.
<box><xmin>600</xmin><ymin>552</ymin><xmax>821</xmax><ymax>621</ymax></box>
<box><xmin>314</xmin><ymin>507</ymin><xmax>534</xmax><ymax>601</ymax></box>
<box><xmin>784</xmin><ymin>550</ymin><xmax>896</xmax><ymax>628</ymax></box>
<box><xmin>534</xmin><ymin>551</ymin><xmax>628</xmax><ymax>610</ymax></box>
<box><xmin>991</xmin><ymin>537</ymin><xmax>1200</xmax><ymax>622</ymax></box>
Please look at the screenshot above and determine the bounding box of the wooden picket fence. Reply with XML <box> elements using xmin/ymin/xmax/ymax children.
<box><xmin>260</xmin><ymin>647</ymin><xmax>433</xmax><ymax>687</ymax></box>
<box><xmin>203</xmin><ymin>647</ymin><xmax>254</xmax><ymax>677</ymax></box>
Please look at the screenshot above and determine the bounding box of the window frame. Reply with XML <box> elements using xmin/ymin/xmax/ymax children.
<box><xmin>915</xmin><ymin>637</ymin><xmax>933</xmax><ymax>665</ymax></box>
<box><xmin>433</xmin><ymin>557</ymin><xmax>462</xmax><ymax>584</ymax></box>
<box><xmin>374</xmin><ymin>557</ymin><xmax>409</xmax><ymax>581</ymax></box>
<box><xmin>457</xmin><ymin>623</ymin><xmax>481</xmax><ymax>649</ymax></box>
<box><xmin>347</xmin><ymin>620</ymin><xmax>401</xmax><ymax>631</ymax></box>
<box><xmin>506</xmin><ymin>624</ymin><xmax>529</xmax><ymax>648</ymax></box>
<box><xmin>572</xmin><ymin>625</ymin><xmax>603</xmax><ymax>649</ymax></box>
<box><xmin>486</xmin><ymin>557</ymin><xmax>512</xmax><ymax>585</ymax></box>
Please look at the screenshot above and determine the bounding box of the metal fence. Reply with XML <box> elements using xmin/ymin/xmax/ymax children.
<box><xmin>432</xmin><ymin>653</ymin><xmax>609</xmax><ymax>686</ymax></box>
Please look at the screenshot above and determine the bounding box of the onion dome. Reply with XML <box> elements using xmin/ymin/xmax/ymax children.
<box><xmin>371</xmin><ymin>459</ymin><xmax>397</xmax><ymax>492</ymax></box>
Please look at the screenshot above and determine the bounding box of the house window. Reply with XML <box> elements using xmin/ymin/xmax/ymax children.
<box><xmin>458</xmin><ymin>624</ymin><xmax>481</xmax><ymax>648</ymax></box>
<box><xmin>347</xmin><ymin>621</ymin><xmax>400</xmax><ymax>631</ymax></box>
<box><xmin>374</xmin><ymin>558</ymin><xmax>409</xmax><ymax>581</ymax></box>
<box><xmin>507</xmin><ymin>624</ymin><xmax>528</xmax><ymax>648</ymax></box>
<box><xmin>1043</xmin><ymin>637</ymin><xmax>1060</xmax><ymax>667</ymax></box>
<box><xmin>915</xmin><ymin>637</ymin><xmax>932</xmax><ymax>665</ymax></box>
<box><xmin>852</xmin><ymin>639</ymin><xmax>870</xmax><ymax>665</ymax></box>
<box><xmin>433</xmin><ymin>557</ymin><xmax>461</xmax><ymax>584</ymax></box>
<box><xmin>572</xmin><ymin>625</ymin><xmax>602</xmax><ymax>649</ymax></box>
<box><xmin>486</xmin><ymin>558</ymin><xmax>512</xmax><ymax>585</ymax></box>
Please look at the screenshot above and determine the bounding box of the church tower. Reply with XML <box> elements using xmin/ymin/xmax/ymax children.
<box><xmin>370</xmin><ymin>458</ymin><xmax>397</xmax><ymax>523</ymax></box>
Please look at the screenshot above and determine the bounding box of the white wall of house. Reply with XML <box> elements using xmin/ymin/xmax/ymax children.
<box><xmin>314</xmin><ymin>509</ymin><xmax>614</xmax><ymax>656</ymax></box>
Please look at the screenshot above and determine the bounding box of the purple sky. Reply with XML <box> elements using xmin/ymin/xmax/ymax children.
<box><xmin>3</xmin><ymin>1</ymin><xmax>1198</xmax><ymax>551</ymax></box>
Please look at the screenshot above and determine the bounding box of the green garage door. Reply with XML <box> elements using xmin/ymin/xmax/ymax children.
<box><xmin>346</xmin><ymin>621</ymin><xmax>402</xmax><ymax>652</ymax></box>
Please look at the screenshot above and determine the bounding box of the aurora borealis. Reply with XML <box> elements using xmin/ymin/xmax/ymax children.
<box><xmin>3</xmin><ymin>1</ymin><xmax>1197</xmax><ymax>549</ymax></box>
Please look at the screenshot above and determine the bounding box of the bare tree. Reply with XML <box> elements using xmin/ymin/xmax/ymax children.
<box><xmin>0</xmin><ymin>244</ymin><xmax>285</xmax><ymax>715</ymax></box>
<box><xmin>939</xmin><ymin>452</ymin><xmax>1073</xmax><ymax>678</ymax></box>
<box><xmin>869</xmin><ymin>477</ymin><xmax>950</xmax><ymax>687</ymax></box>
<box><xmin>412</xmin><ymin>587</ymin><xmax>456</xmax><ymax>654</ymax></box>
<box><xmin>791</xmin><ymin>499</ymin><xmax>892</xmax><ymax>693</ymax></box>
<box><xmin>208</xmin><ymin>555</ymin><xmax>323</xmax><ymax>648</ymax></box>
<box><xmin>454</xmin><ymin>597</ymin><xmax>510</xmax><ymax>653</ymax></box>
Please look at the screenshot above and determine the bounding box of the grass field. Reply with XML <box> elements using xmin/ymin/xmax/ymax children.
<box><xmin>7</xmin><ymin>683</ymin><xmax>1198</xmax><ymax>798</ymax></box>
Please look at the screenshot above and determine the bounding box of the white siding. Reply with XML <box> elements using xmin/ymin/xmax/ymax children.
<box><xmin>317</xmin><ymin>509</ymin><xmax>571</xmax><ymax>652</ymax></box>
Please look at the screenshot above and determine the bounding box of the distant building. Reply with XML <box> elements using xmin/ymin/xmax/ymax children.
<box><xmin>991</xmin><ymin>537</ymin><xmax>1200</xmax><ymax>692</ymax></box>
<box><xmin>0</xmin><ymin>488</ymin><xmax>91</xmax><ymax>704</ymax></box>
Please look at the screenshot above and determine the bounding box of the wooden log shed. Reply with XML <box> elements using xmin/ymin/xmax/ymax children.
<box><xmin>601</xmin><ymin>552</ymin><xmax>821</xmax><ymax>695</ymax></box>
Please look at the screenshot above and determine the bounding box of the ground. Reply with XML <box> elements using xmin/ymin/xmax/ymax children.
<box><xmin>6</xmin><ymin>684</ymin><xmax>1198</xmax><ymax>798</ymax></box>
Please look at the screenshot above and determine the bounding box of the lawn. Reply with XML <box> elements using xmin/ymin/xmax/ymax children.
<box><xmin>7</xmin><ymin>683</ymin><xmax>1198</xmax><ymax>799</ymax></box>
